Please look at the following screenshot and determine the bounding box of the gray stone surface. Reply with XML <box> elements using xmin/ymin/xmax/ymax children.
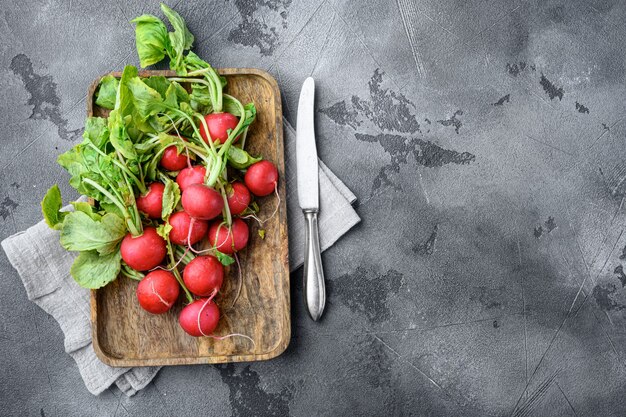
<box><xmin>1</xmin><ymin>0</ymin><xmax>626</xmax><ymax>415</ymax></box>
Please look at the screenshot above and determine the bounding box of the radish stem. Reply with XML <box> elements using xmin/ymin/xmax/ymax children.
<box><xmin>83</xmin><ymin>178</ymin><xmax>141</xmax><ymax>235</ymax></box>
<box><xmin>218</xmin><ymin>181</ymin><xmax>232</xmax><ymax>226</ymax></box>
<box><xmin>166</xmin><ymin>240</ymin><xmax>193</xmax><ymax>303</ymax></box>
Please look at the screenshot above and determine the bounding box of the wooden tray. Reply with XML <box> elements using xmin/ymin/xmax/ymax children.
<box><xmin>88</xmin><ymin>69</ymin><xmax>290</xmax><ymax>367</ymax></box>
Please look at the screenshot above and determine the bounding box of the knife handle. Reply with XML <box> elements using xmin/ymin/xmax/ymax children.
<box><xmin>303</xmin><ymin>209</ymin><xmax>325</xmax><ymax>321</ymax></box>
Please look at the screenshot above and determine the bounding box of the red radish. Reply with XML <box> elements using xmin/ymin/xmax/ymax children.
<box><xmin>183</xmin><ymin>255</ymin><xmax>224</xmax><ymax>296</ymax></box>
<box><xmin>176</xmin><ymin>165</ymin><xmax>206</xmax><ymax>191</ymax></box>
<box><xmin>208</xmin><ymin>218</ymin><xmax>249</xmax><ymax>254</ymax></box>
<box><xmin>227</xmin><ymin>182</ymin><xmax>251</xmax><ymax>215</ymax></box>
<box><xmin>244</xmin><ymin>160</ymin><xmax>278</xmax><ymax>196</ymax></box>
<box><xmin>199</xmin><ymin>112</ymin><xmax>240</xmax><ymax>144</ymax></box>
<box><xmin>179</xmin><ymin>298</ymin><xmax>220</xmax><ymax>337</ymax></box>
<box><xmin>160</xmin><ymin>145</ymin><xmax>189</xmax><ymax>171</ymax></box>
<box><xmin>168</xmin><ymin>211</ymin><xmax>208</xmax><ymax>245</ymax></box>
<box><xmin>120</xmin><ymin>227</ymin><xmax>167</xmax><ymax>271</ymax></box>
<box><xmin>136</xmin><ymin>270</ymin><xmax>180</xmax><ymax>314</ymax></box>
<box><xmin>181</xmin><ymin>184</ymin><xmax>224</xmax><ymax>220</ymax></box>
<box><xmin>136</xmin><ymin>182</ymin><xmax>165</xmax><ymax>219</ymax></box>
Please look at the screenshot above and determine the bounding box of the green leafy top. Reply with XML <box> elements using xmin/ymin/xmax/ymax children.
<box><xmin>41</xmin><ymin>185</ymin><xmax>65</xmax><ymax>230</ymax></box>
<box><xmin>131</xmin><ymin>4</ymin><xmax>224</xmax><ymax>113</ymax></box>
<box><xmin>130</xmin><ymin>14</ymin><xmax>169</xmax><ymax>68</ymax></box>
<box><xmin>161</xmin><ymin>3</ymin><xmax>194</xmax><ymax>71</ymax></box>
<box><xmin>131</xmin><ymin>3</ymin><xmax>195</xmax><ymax>74</ymax></box>
<box><xmin>95</xmin><ymin>75</ymin><xmax>119</xmax><ymax>109</ymax></box>
<box><xmin>43</xmin><ymin>3</ymin><xmax>260</xmax><ymax>290</ymax></box>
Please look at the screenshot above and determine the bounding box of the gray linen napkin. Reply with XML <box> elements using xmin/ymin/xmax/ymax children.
<box><xmin>283</xmin><ymin>120</ymin><xmax>360</xmax><ymax>268</ymax></box>
<box><xmin>1</xmin><ymin>118</ymin><xmax>360</xmax><ymax>396</ymax></box>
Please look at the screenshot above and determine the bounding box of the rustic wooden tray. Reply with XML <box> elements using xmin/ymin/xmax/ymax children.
<box><xmin>88</xmin><ymin>69</ymin><xmax>290</xmax><ymax>367</ymax></box>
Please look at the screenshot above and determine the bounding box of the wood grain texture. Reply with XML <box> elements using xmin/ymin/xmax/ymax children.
<box><xmin>88</xmin><ymin>69</ymin><xmax>290</xmax><ymax>367</ymax></box>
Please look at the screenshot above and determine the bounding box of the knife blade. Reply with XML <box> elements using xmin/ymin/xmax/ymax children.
<box><xmin>296</xmin><ymin>77</ymin><xmax>326</xmax><ymax>321</ymax></box>
<box><xmin>296</xmin><ymin>77</ymin><xmax>319</xmax><ymax>210</ymax></box>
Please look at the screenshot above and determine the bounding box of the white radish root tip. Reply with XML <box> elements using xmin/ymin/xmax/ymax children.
<box><xmin>190</xmin><ymin>222</ymin><xmax>233</xmax><ymax>255</ymax></box>
<box><xmin>197</xmin><ymin>297</ymin><xmax>212</xmax><ymax>337</ymax></box>
<box><xmin>185</xmin><ymin>146</ymin><xmax>192</xmax><ymax>169</ymax></box>
<box><xmin>196</xmin><ymin>289</ymin><xmax>218</xmax><ymax>337</ymax></box>
<box><xmin>241</xmin><ymin>213</ymin><xmax>263</xmax><ymax>226</ymax></box>
<box><xmin>150</xmin><ymin>247</ymin><xmax>189</xmax><ymax>272</ymax></box>
<box><xmin>208</xmin><ymin>333</ymin><xmax>256</xmax><ymax>349</ymax></box>
<box><xmin>151</xmin><ymin>279</ymin><xmax>172</xmax><ymax>308</ymax></box>
<box><xmin>240</xmin><ymin>183</ymin><xmax>280</xmax><ymax>226</ymax></box>
<box><xmin>186</xmin><ymin>218</ymin><xmax>195</xmax><ymax>247</ymax></box>
<box><xmin>194</xmin><ymin>289</ymin><xmax>253</xmax><ymax>348</ymax></box>
<box><xmin>187</xmin><ymin>218</ymin><xmax>211</xmax><ymax>255</ymax></box>
<box><xmin>267</xmin><ymin>182</ymin><xmax>281</xmax><ymax>221</ymax></box>
<box><xmin>216</xmin><ymin>222</ymin><xmax>234</xmax><ymax>250</ymax></box>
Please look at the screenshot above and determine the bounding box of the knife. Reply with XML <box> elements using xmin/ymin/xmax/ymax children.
<box><xmin>296</xmin><ymin>77</ymin><xmax>326</xmax><ymax>321</ymax></box>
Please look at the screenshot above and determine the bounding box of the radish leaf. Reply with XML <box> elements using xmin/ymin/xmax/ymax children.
<box><xmin>216</xmin><ymin>251</ymin><xmax>235</xmax><ymax>266</ymax></box>
<box><xmin>128</xmin><ymin>76</ymin><xmax>166</xmax><ymax>118</ymax></box>
<box><xmin>99</xmin><ymin>214</ymin><xmax>127</xmax><ymax>254</ymax></box>
<box><xmin>60</xmin><ymin>211</ymin><xmax>126</xmax><ymax>254</ymax></box>
<box><xmin>41</xmin><ymin>185</ymin><xmax>66</xmax><ymax>230</ymax></box>
<box><xmin>165</xmin><ymin>81</ymin><xmax>190</xmax><ymax>107</ymax></box>
<box><xmin>109</xmin><ymin>109</ymin><xmax>138</xmax><ymax>159</ymax></box>
<box><xmin>161</xmin><ymin>178</ymin><xmax>180</xmax><ymax>219</ymax></box>
<box><xmin>70</xmin><ymin>250</ymin><xmax>121</xmax><ymax>289</ymax></box>
<box><xmin>143</xmin><ymin>76</ymin><xmax>170</xmax><ymax>98</ymax></box>
<box><xmin>71</xmin><ymin>201</ymin><xmax>102</xmax><ymax>221</ymax></box>
<box><xmin>161</xmin><ymin>3</ymin><xmax>194</xmax><ymax>72</ymax></box>
<box><xmin>190</xmin><ymin>83</ymin><xmax>211</xmax><ymax>113</ymax></box>
<box><xmin>156</xmin><ymin>222</ymin><xmax>172</xmax><ymax>240</ymax></box>
<box><xmin>83</xmin><ymin>117</ymin><xmax>110</xmax><ymax>149</ymax></box>
<box><xmin>227</xmin><ymin>146</ymin><xmax>261</xmax><ymax>169</ymax></box>
<box><xmin>131</xmin><ymin>14</ymin><xmax>169</xmax><ymax>68</ymax></box>
<box><xmin>95</xmin><ymin>75</ymin><xmax>119</xmax><ymax>110</ymax></box>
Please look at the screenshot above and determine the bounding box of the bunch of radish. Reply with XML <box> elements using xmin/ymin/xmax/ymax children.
<box><xmin>125</xmin><ymin>126</ymin><xmax>278</xmax><ymax>337</ymax></box>
<box><xmin>41</xmin><ymin>4</ymin><xmax>280</xmax><ymax>341</ymax></box>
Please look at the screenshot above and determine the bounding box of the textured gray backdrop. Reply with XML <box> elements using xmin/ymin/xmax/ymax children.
<box><xmin>2</xmin><ymin>0</ymin><xmax>626</xmax><ymax>416</ymax></box>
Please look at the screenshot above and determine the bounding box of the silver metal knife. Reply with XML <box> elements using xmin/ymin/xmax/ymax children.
<box><xmin>296</xmin><ymin>77</ymin><xmax>325</xmax><ymax>321</ymax></box>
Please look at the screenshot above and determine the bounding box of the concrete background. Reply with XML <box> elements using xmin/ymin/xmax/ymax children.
<box><xmin>1</xmin><ymin>0</ymin><xmax>626</xmax><ymax>415</ymax></box>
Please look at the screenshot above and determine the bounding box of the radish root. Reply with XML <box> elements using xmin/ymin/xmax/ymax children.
<box><xmin>240</xmin><ymin>183</ymin><xmax>280</xmax><ymax>226</ymax></box>
<box><xmin>189</xmin><ymin>221</ymin><xmax>233</xmax><ymax>255</ymax></box>
<box><xmin>151</xmin><ymin>279</ymin><xmax>172</xmax><ymax>308</ymax></box>
<box><xmin>186</xmin><ymin>218</ymin><xmax>195</xmax><ymax>247</ymax></box>
<box><xmin>194</xmin><ymin>288</ymin><xmax>254</xmax><ymax>348</ymax></box>
<box><xmin>185</xmin><ymin>146</ymin><xmax>193</xmax><ymax>169</ymax></box>
<box><xmin>240</xmin><ymin>213</ymin><xmax>263</xmax><ymax>226</ymax></box>
<box><xmin>266</xmin><ymin>183</ymin><xmax>281</xmax><ymax>222</ymax></box>
<box><xmin>197</xmin><ymin>289</ymin><xmax>219</xmax><ymax>337</ymax></box>
<box><xmin>150</xmin><ymin>246</ymin><xmax>189</xmax><ymax>272</ymax></box>
<box><xmin>186</xmin><ymin>218</ymin><xmax>212</xmax><ymax>255</ymax></box>
<box><xmin>208</xmin><ymin>333</ymin><xmax>255</xmax><ymax>348</ymax></box>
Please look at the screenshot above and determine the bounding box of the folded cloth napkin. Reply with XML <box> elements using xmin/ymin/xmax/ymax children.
<box><xmin>284</xmin><ymin>120</ymin><xmax>361</xmax><ymax>268</ymax></box>
<box><xmin>1</xmin><ymin>118</ymin><xmax>360</xmax><ymax>396</ymax></box>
